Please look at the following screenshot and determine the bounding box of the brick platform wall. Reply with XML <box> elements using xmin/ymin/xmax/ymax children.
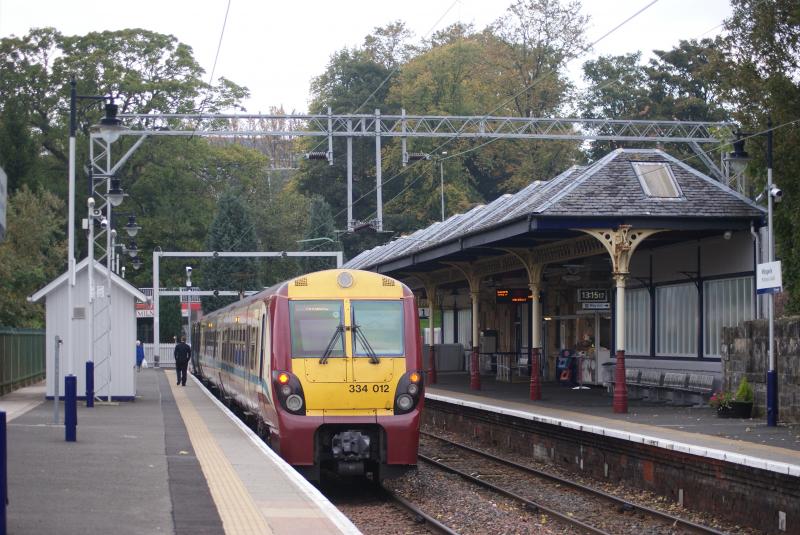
<box><xmin>721</xmin><ymin>317</ymin><xmax>800</xmax><ymax>423</ymax></box>
<box><xmin>424</xmin><ymin>400</ymin><xmax>800</xmax><ymax>533</ymax></box>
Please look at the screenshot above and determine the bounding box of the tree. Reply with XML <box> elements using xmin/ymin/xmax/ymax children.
<box><xmin>0</xmin><ymin>187</ymin><xmax>66</xmax><ymax>327</ymax></box>
<box><xmin>201</xmin><ymin>190</ymin><xmax>260</xmax><ymax>312</ymax></box>
<box><xmin>487</xmin><ymin>0</ymin><xmax>588</xmax><ymax>117</ymax></box>
<box><xmin>300</xmin><ymin>196</ymin><xmax>340</xmax><ymax>273</ymax></box>
<box><xmin>363</xmin><ymin>21</ymin><xmax>415</xmax><ymax>70</ymax></box>
<box><xmin>721</xmin><ymin>0</ymin><xmax>800</xmax><ymax>314</ymax></box>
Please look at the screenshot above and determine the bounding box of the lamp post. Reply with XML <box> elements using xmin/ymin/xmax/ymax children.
<box><xmin>725</xmin><ymin>122</ymin><xmax>781</xmax><ymax>427</ymax></box>
<box><xmin>68</xmin><ymin>78</ymin><xmax>124</xmax><ymax>419</ymax></box>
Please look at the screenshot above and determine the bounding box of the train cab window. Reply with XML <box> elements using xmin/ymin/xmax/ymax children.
<box><xmin>351</xmin><ymin>300</ymin><xmax>404</xmax><ymax>356</ymax></box>
<box><xmin>289</xmin><ymin>300</ymin><xmax>345</xmax><ymax>358</ymax></box>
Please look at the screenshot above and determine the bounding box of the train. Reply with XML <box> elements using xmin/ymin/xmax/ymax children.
<box><xmin>190</xmin><ymin>268</ymin><xmax>424</xmax><ymax>481</ymax></box>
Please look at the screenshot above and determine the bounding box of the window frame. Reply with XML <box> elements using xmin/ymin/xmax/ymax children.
<box><xmin>350</xmin><ymin>299</ymin><xmax>405</xmax><ymax>357</ymax></box>
<box><xmin>632</xmin><ymin>161</ymin><xmax>683</xmax><ymax>199</ymax></box>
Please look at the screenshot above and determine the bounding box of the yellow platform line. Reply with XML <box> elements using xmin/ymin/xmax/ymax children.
<box><xmin>169</xmin><ymin>375</ymin><xmax>273</xmax><ymax>534</ymax></box>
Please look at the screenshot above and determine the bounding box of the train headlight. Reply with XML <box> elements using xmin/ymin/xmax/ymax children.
<box><xmin>277</xmin><ymin>372</ymin><xmax>290</xmax><ymax>385</ymax></box>
<box><xmin>280</xmin><ymin>384</ymin><xmax>292</xmax><ymax>397</ymax></box>
<box><xmin>286</xmin><ymin>394</ymin><xmax>304</xmax><ymax>412</ymax></box>
<box><xmin>337</xmin><ymin>271</ymin><xmax>354</xmax><ymax>288</ymax></box>
<box><xmin>407</xmin><ymin>383</ymin><xmax>419</xmax><ymax>396</ymax></box>
<box><xmin>396</xmin><ymin>394</ymin><xmax>414</xmax><ymax>412</ymax></box>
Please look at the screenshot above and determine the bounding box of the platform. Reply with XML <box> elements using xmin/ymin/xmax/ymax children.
<box><xmin>426</xmin><ymin>373</ymin><xmax>800</xmax><ymax>473</ymax></box>
<box><xmin>1</xmin><ymin>369</ymin><xmax>360</xmax><ymax>535</ymax></box>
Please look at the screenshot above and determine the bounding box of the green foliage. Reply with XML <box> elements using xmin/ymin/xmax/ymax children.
<box><xmin>0</xmin><ymin>187</ymin><xmax>66</xmax><ymax>327</ymax></box>
<box><xmin>720</xmin><ymin>0</ymin><xmax>800</xmax><ymax>314</ymax></box>
<box><xmin>735</xmin><ymin>377</ymin><xmax>754</xmax><ymax>403</ymax></box>
<box><xmin>159</xmin><ymin>296</ymin><xmax>183</xmax><ymax>344</ymax></box>
<box><xmin>300</xmin><ymin>196</ymin><xmax>340</xmax><ymax>273</ymax></box>
<box><xmin>201</xmin><ymin>190</ymin><xmax>260</xmax><ymax>312</ymax></box>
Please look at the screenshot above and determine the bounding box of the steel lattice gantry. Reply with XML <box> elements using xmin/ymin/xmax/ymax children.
<box><xmin>115</xmin><ymin>111</ymin><xmax>739</xmax><ymax>231</ymax></box>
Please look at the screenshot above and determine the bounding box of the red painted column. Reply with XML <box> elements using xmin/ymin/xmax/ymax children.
<box><xmin>529</xmin><ymin>347</ymin><xmax>541</xmax><ymax>400</ymax></box>
<box><xmin>428</xmin><ymin>345</ymin><xmax>438</xmax><ymax>384</ymax></box>
<box><xmin>613</xmin><ymin>350</ymin><xmax>627</xmax><ymax>413</ymax></box>
<box><xmin>470</xmin><ymin>346</ymin><xmax>481</xmax><ymax>390</ymax></box>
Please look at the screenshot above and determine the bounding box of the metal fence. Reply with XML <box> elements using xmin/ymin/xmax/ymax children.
<box><xmin>142</xmin><ymin>343</ymin><xmax>175</xmax><ymax>368</ymax></box>
<box><xmin>0</xmin><ymin>328</ymin><xmax>46</xmax><ymax>395</ymax></box>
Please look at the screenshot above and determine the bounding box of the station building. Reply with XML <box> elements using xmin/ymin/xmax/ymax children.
<box><xmin>344</xmin><ymin>149</ymin><xmax>766</xmax><ymax>409</ymax></box>
<box><xmin>29</xmin><ymin>257</ymin><xmax>146</xmax><ymax>400</ymax></box>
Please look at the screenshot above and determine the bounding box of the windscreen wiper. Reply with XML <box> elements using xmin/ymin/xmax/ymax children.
<box><xmin>319</xmin><ymin>324</ymin><xmax>344</xmax><ymax>364</ymax></box>
<box><xmin>353</xmin><ymin>324</ymin><xmax>380</xmax><ymax>364</ymax></box>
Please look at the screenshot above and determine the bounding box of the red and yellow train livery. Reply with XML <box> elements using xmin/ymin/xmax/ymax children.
<box><xmin>191</xmin><ymin>269</ymin><xmax>423</xmax><ymax>480</ymax></box>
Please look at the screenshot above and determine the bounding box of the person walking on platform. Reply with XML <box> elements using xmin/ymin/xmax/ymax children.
<box><xmin>174</xmin><ymin>336</ymin><xmax>191</xmax><ymax>386</ymax></box>
<box><xmin>136</xmin><ymin>340</ymin><xmax>145</xmax><ymax>372</ymax></box>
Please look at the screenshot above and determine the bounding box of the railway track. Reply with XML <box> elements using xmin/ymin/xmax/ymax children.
<box><xmin>322</xmin><ymin>475</ymin><xmax>461</xmax><ymax>535</ymax></box>
<box><xmin>419</xmin><ymin>431</ymin><xmax>732</xmax><ymax>535</ymax></box>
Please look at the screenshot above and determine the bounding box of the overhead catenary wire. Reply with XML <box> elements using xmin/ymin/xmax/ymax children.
<box><xmin>350</xmin><ymin>0</ymin><xmax>662</xmax><ymax>227</ymax></box>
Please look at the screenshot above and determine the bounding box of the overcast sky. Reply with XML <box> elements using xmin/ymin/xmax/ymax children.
<box><xmin>1</xmin><ymin>0</ymin><xmax>732</xmax><ymax>113</ymax></box>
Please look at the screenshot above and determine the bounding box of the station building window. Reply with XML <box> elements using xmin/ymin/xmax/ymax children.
<box><xmin>632</xmin><ymin>162</ymin><xmax>682</xmax><ymax>198</ymax></box>
<box><xmin>457</xmin><ymin>309</ymin><xmax>472</xmax><ymax>347</ymax></box>
<box><xmin>443</xmin><ymin>310</ymin><xmax>455</xmax><ymax>344</ymax></box>
<box><xmin>656</xmin><ymin>283</ymin><xmax>697</xmax><ymax>357</ymax></box>
<box><xmin>703</xmin><ymin>276</ymin><xmax>753</xmax><ymax>358</ymax></box>
<box><xmin>625</xmin><ymin>287</ymin><xmax>651</xmax><ymax>355</ymax></box>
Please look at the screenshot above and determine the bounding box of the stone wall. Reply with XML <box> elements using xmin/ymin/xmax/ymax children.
<box><xmin>721</xmin><ymin>317</ymin><xmax>800</xmax><ymax>423</ymax></box>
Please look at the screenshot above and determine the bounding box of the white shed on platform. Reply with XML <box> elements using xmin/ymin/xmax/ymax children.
<box><xmin>29</xmin><ymin>258</ymin><xmax>147</xmax><ymax>400</ymax></box>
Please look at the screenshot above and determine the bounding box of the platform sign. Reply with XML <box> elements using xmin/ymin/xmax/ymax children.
<box><xmin>756</xmin><ymin>261</ymin><xmax>782</xmax><ymax>295</ymax></box>
<box><xmin>496</xmin><ymin>289</ymin><xmax>530</xmax><ymax>303</ymax></box>
<box><xmin>582</xmin><ymin>302</ymin><xmax>610</xmax><ymax>310</ymax></box>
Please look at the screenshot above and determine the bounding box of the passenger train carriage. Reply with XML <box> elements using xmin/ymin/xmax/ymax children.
<box><xmin>191</xmin><ymin>269</ymin><xmax>423</xmax><ymax>480</ymax></box>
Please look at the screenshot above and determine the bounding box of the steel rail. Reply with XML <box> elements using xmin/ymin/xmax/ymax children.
<box><xmin>419</xmin><ymin>453</ymin><xmax>609</xmax><ymax>535</ymax></box>
<box><xmin>421</xmin><ymin>431</ymin><xmax>728</xmax><ymax>535</ymax></box>
<box><xmin>383</xmin><ymin>488</ymin><xmax>461</xmax><ymax>535</ymax></box>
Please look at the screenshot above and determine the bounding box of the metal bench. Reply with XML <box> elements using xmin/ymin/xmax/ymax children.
<box><xmin>625</xmin><ymin>367</ymin><xmax>642</xmax><ymax>384</ymax></box>
<box><xmin>661</xmin><ymin>372</ymin><xmax>689</xmax><ymax>403</ymax></box>
<box><xmin>687</xmin><ymin>373</ymin><xmax>715</xmax><ymax>394</ymax></box>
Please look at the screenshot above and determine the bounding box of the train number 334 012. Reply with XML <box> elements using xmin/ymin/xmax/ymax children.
<box><xmin>348</xmin><ymin>384</ymin><xmax>389</xmax><ymax>393</ymax></box>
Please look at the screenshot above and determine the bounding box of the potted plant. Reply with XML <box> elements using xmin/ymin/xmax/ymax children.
<box><xmin>710</xmin><ymin>390</ymin><xmax>735</xmax><ymax>417</ymax></box>
<box><xmin>711</xmin><ymin>377</ymin><xmax>754</xmax><ymax>418</ymax></box>
<box><xmin>732</xmin><ymin>376</ymin><xmax>754</xmax><ymax>418</ymax></box>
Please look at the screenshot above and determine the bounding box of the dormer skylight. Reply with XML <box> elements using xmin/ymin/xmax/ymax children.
<box><xmin>632</xmin><ymin>162</ymin><xmax>682</xmax><ymax>198</ymax></box>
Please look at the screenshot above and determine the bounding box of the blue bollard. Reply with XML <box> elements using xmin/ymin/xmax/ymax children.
<box><xmin>65</xmin><ymin>375</ymin><xmax>77</xmax><ymax>442</ymax></box>
<box><xmin>1</xmin><ymin>411</ymin><xmax>6</xmax><ymax>535</ymax></box>
<box><xmin>767</xmin><ymin>369</ymin><xmax>778</xmax><ymax>426</ymax></box>
<box><xmin>85</xmin><ymin>361</ymin><xmax>94</xmax><ymax>408</ymax></box>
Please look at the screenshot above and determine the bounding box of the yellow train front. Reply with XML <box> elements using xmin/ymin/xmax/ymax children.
<box><xmin>194</xmin><ymin>269</ymin><xmax>424</xmax><ymax>481</ymax></box>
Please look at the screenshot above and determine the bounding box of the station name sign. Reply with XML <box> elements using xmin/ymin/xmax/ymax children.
<box><xmin>756</xmin><ymin>261</ymin><xmax>783</xmax><ymax>295</ymax></box>
<box><xmin>496</xmin><ymin>289</ymin><xmax>531</xmax><ymax>303</ymax></box>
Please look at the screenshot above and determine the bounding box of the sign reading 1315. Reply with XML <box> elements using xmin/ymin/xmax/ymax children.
<box><xmin>578</xmin><ymin>288</ymin><xmax>608</xmax><ymax>303</ymax></box>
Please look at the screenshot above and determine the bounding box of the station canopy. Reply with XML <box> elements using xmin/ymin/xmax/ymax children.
<box><xmin>344</xmin><ymin>149</ymin><xmax>764</xmax><ymax>276</ymax></box>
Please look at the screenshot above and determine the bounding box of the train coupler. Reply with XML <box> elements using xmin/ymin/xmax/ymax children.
<box><xmin>331</xmin><ymin>430</ymin><xmax>371</xmax><ymax>460</ymax></box>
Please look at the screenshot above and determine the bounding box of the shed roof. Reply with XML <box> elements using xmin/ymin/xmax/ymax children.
<box><xmin>345</xmin><ymin>149</ymin><xmax>764</xmax><ymax>272</ymax></box>
<box><xmin>29</xmin><ymin>257</ymin><xmax>148</xmax><ymax>303</ymax></box>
